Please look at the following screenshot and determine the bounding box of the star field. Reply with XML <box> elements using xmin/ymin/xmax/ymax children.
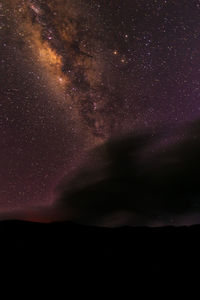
<box><xmin>0</xmin><ymin>0</ymin><xmax>200</xmax><ymax>221</ymax></box>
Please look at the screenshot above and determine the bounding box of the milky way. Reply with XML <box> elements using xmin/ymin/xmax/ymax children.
<box><xmin>1</xmin><ymin>0</ymin><xmax>200</xmax><ymax>223</ymax></box>
<box><xmin>14</xmin><ymin>0</ymin><xmax>122</xmax><ymax>141</ymax></box>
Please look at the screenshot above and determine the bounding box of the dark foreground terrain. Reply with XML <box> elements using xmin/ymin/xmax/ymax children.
<box><xmin>0</xmin><ymin>220</ymin><xmax>199</xmax><ymax>282</ymax></box>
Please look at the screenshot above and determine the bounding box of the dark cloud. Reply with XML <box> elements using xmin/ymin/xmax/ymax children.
<box><xmin>55</xmin><ymin>121</ymin><xmax>200</xmax><ymax>226</ymax></box>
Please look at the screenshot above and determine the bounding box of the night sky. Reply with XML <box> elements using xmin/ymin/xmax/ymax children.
<box><xmin>1</xmin><ymin>0</ymin><xmax>200</xmax><ymax>224</ymax></box>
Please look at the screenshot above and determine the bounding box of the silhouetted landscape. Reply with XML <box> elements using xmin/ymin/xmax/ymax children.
<box><xmin>1</xmin><ymin>220</ymin><xmax>200</xmax><ymax>281</ymax></box>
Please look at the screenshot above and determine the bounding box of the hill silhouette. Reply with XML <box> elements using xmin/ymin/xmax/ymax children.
<box><xmin>1</xmin><ymin>219</ymin><xmax>200</xmax><ymax>280</ymax></box>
